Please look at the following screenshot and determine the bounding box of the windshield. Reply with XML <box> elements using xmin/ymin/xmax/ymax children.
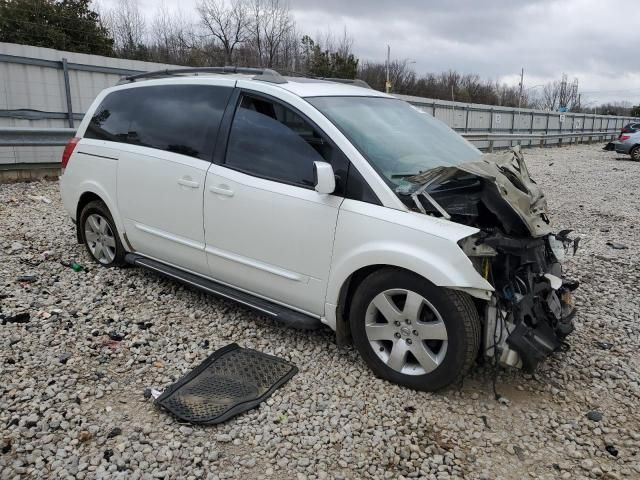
<box><xmin>307</xmin><ymin>96</ymin><xmax>482</xmax><ymax>190</ymax></box>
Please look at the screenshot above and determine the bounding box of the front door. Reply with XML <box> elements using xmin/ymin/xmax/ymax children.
<box><xmin>203</xmin><ymin>93</ymin><xmax>344</xmax><ymax>315</ymax></box>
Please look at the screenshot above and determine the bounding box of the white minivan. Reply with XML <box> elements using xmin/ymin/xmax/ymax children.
<box><xmin>60</xmin><ymin>67</ymin><xmax>577</xmax><ymax>391</ymax></box>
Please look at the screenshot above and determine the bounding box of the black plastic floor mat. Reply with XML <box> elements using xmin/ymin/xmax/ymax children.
<box><xmin>155</xmin><ymin>343</ymin><xmax>298</xmax><ymax>425</ymax></box>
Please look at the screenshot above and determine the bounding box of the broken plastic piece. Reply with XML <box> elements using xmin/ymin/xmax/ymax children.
<box><xmin>61</xmin><ymin>261</ymin><xmax>84</xmax><ymax>271</ymax></box>
<box><xmin>595</xmin><ymin>341</ymin><xmax>614</xmax><ymax>350</ymax></box>
<box><xmin>27</xmin><ymin>194</ymin><xmax>52</xmax><ymax>204</ymax></box>
<box><xmin>1</xmin><ymin>312</ymin><xmax>31</xmax><ymax>325</ymax></box>
<box><xmin>16</xmin><ymin>275</ymin><xmax>37</xmax><ymax>283</ymax></box>
<box><xmin>543</xmin><ymin>273</ymin><xmax>562</xmax><ymax>290</ymax></box>
<box><xmin>144</xmin><ymin>388</ymin><xmax>163</xmax><ymax>400</ymax></box>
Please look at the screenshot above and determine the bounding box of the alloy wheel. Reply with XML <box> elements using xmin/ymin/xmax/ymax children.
<box><xmin>84</xmin><ymin>213</ymin><xmax>117</xmax><ymax>264</ymax></box>
<box><xmin>364</xmin><ymin>289</ymin><xmax>448</xmax><ymax>375</ymax></box>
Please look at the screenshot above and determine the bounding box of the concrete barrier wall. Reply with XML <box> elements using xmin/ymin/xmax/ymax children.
<box><xmin>0</xmin><ymin>43</ymin><xmax>180</xmax><ymax>165</ymax></box>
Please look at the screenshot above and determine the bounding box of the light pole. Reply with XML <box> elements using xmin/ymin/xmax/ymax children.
<box><xmin>385</xmin><ymin>45</ymin><xmax>391</xmax><ymax>93</ymax></box>
<box><xmin>516</xmin><ymin>83</ymin><xmax>545</xmax><ymax>133</ymax></box>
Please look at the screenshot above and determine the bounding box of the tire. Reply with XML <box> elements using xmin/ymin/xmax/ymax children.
<box><xmin>631</xmin><ymin>146</ymin><xmax>640</xmax><ymax>162</ymax></box>
<box><xmin>349</xmin><ymin>268</ymin><xmax>481</xmax><ymax>391</ymax></box>
<box><xmin>79</xmin><ymin>200</ymin><xmax>126</xmax><ymax>267</ymax></box>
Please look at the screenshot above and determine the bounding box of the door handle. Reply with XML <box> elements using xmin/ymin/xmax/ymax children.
<box><xmin>209</xmin><ymin>185</ymin><xmax>234</xmax><ymax>197</ymax></box>
<box><xmin>177</xmin><ymin>177</ymin><xmax>200</xmax><ymax>188</ymax></box>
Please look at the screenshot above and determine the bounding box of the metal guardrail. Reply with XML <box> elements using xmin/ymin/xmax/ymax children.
<box><xmin>463</xmin><ymin>130</ymin><xmax>619</xmax><ymax>152</ymax></box>
<box><xmin>0</xmin><ymin>127</ymin><xmax>76</xmax><ymax>147</ymax></box>
<box><xmin>0</xmin><ymin>127</ymin><xmax>618</xmax><ymax>155</ymax></box>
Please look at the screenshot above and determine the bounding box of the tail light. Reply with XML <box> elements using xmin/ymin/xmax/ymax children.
<box><xmin>61</xmin><ymin>137</ymin><xmax>80</xmax><ymax>171</ymax></box>
<box><xmin>620</xmin><ymin>135</ymin><xmax>631</xmax><ymax>141</ymax></box>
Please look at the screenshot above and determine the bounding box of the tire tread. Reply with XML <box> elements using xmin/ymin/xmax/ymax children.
<box><xmin>443</xmin><ymin>289</ymin><xmax>481</xmax><ymax>383</ymax></box>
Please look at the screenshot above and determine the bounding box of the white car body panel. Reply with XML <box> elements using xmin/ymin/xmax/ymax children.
<box><xmin>204</xmin><ymin>163</ymin><xmax>342</xmax><ymax>315</ymax></box>
<box><xmin>116</xmin><ymin>142</ymin><xmax>211</xmax><ymax>275</ymax></box>
<box><xmin>59</xmin><ymin>140</ymin><xmax>122</xmax><ymax>231</ymax></box>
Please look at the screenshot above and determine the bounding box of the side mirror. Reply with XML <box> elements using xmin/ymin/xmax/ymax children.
<box><xmin>313</xmin><ymin>161</ymin><xmax>336</xmax><ymax>194</ymax></box>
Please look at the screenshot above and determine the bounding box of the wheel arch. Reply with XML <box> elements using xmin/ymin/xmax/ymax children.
<box><xmin>74</xmin><ymin>184</ymin><xmax>127</xmax><ymax>249</ymax></box>
<box><xmin>330</xmin><ymin>260</ymin><xmax>491</xmax><ymax>346</ymax></box>
<box><xmin>76</xmin><ymin>192</ymin><xmax>103</xmax><ymax>243</ymax></box>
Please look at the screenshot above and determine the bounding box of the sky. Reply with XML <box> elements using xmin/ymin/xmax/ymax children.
<box><xmin>95</xmin><ymin>0</ymin><xmax>640</xmax><ymax>105</ymax></box>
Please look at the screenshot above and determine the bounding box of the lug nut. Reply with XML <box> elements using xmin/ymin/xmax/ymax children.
<box><xmin>412</xmin><ymin>330</ymin><xmax>418</xmax><ymax>336</ymax></box>
<box><xmin>406</xmin><ymin>338</ymin><xmax>413</xmax><ymax>345</ymax></box>
<box><xmin>394</xmin><ymin>332</ymin><xmax>401</xmax><ymax>338</ymax></box>
<box><xmin>394</xmin><ymin>320</ymin><xmax>401</xmax><ymax>326</ymax></box>
<box><xmin>405</xmin><ymin>319</ymin><xmax>411</xmax><ymax>324</ymax></box>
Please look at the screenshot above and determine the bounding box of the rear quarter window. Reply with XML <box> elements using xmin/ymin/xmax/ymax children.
<box><xmin>85</xmin><ymin>84</ymin><xmax>233</xmax><ymax>160</ymax></box>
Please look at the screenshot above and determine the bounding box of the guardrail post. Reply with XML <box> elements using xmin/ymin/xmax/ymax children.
<box><xmin>570</xmin><ymin>115</ymin><xmax>575</xmax><ymax>145</ymax></box>
<box><xmin>61</xmin><ymin>58</ymin><xmax>74</xmax><ymax>128</ymax></box>
<box><xmin>530</xmin><ymin>111</ymin><xmax>534</xmax><ymax>147</ymax></box>
<box><xmin>544</xmin><ymin>112</ymin><xmax>550</xmax><ymax>147</ymax></box>
<box><xmin>464</xmin><ymin>105</ymin><xmax>469</xmax><ymax>133</ymax></box>
<box><xmin>558</xmin><ymin>114</ymin><xmax>562</xmax><ymax>147</ymax></box>
<box><xmin>510</xmin><ymin>111</ymin><xmax>515</xmax><ymax>148</ymax></box>
<box><xmin>489</xmin><ymin>139</ymin><xmax>494</xmax><ymax>153</ymax></box>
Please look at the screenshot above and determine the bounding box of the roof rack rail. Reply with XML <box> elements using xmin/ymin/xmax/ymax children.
<box><xmin>278</xmin><ymin>71</ymin><xmax>372</xmax><ymax>89</ymax></box>
<box><xmin>119</xmin><ymin>66</ymin><xmax>287</xmax><ymax>85</ymax></box>
<box><xmin>314</xmin><ymin>77</ymin><xmax>372</xmax><ymax>89</ymax></box>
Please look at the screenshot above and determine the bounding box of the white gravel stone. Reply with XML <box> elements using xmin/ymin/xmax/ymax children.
<box><xmin>1</xmin><ymin>145</ymin><xmax>640</xmax><ymax>479</ymax></box>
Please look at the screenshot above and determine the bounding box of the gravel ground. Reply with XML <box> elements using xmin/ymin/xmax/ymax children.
<box><xmin>1</xmin><ymin>144</ymin><xmax>639</xmax><ymax>480</ymax></box>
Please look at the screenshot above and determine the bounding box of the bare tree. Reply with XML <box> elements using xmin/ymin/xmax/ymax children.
<box><xmin>279</xmin><ymin>23</ymin><xmax>300</xmax><ymax>70</ymax></box>
<box><xmin>103</xmin><ymin>0</ymin><xmax>147</xmax><ymax>59</ymax></box>
<box><xmin>150</xmin><ymin>3</ymin><xmax>199</xmax><ymax>65</ymax></box>
<box><xmin>533</xmin><ymin>74</ymin><xmax>580</xmax><ymax>111</ymax></box>
<box><xmin>248</xmin><ymin>0</ymin><xmax>293</xmax><ymax>67</ymax></box>
<box><xmin>197</xmin><ymin>0</ymin><xmax>250</xmax><ymax>64</ymax></box>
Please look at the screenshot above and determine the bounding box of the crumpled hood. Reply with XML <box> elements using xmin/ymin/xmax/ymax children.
<box><xmin>405</xmin><ymin>146</ymin><xmax>552</xmax><ymax>237</ymax></box>
<box><xmin>458</xmin><ymin>146</ymin><xmax>551</xmax><ymax>236</ymax></box>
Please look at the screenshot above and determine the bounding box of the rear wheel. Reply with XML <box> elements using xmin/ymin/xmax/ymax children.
<box><xmin>349</xmin><ymin>268</ymin><xmax>480</xmax><ymax>391</ymax></box>
<box><xmin>631</xmin><ymin>146</ymin><xmax>640</xmax><ymax>161</ymax></box>
<box><xmin>79</xmin><ymin>200</ymin><xmax>125</xmax><ymax>267</ymax></box>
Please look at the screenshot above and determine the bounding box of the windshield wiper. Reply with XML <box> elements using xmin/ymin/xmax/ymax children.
<box><xmin>391</xmin><ymin>172</ymin><xmax>423</xmax><ymax>179</ymax></box>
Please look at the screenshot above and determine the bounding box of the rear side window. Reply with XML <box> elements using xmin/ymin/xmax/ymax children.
<box><xmin>225</xmin><ymin>95</ymin><xmax>329</xmax><ymax>188</ymax></box>
<box><xmin>85</xmin><ymin>85</ymin><xmax>233</xmax><ymax>160</ymax></box>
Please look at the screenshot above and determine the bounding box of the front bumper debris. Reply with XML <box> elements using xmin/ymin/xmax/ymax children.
<box><xmin>478</xmin><ymin>232</ymin><xmax>579</xmax><ymax>371</ymax></box>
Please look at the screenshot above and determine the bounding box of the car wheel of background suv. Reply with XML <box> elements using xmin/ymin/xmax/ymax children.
<box><xmin>349</xmin><ymin>268</ymin><xmax>480</xmax><ymax>391</ymax></box>
<box><xmin>631</xmin><ymin>146</ymin><xmax>640</xmax><ymax>161</ymax></box>
<box><xmin>79</xmin><ymin>200</ymin><xmax>126</xmax><ymax>267</ymax></box>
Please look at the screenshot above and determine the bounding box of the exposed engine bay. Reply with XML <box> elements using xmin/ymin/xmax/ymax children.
<box><xmin>396</xmin><ymin>146</ymin><xmax>579</xmax><ymax>371</ymax></box>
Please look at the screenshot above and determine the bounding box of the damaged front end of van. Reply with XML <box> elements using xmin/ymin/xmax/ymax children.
<box><xmin>397</xmin><ymin>147</ymin><xmax>578</xmax><ymax>372</ymax></box>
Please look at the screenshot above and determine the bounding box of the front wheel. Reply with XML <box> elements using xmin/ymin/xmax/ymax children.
<box><xmin>349</xmin><ymin>268</ymin><xmax>481</xmax><ymax>391</ymax></box>
<box><xmin>79</xmin><ymin>200</ymin><xmax>126</xmax><ymax>267</ymax></box>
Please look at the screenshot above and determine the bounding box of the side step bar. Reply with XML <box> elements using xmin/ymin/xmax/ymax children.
<box><xmin>125</xmin><ymin>254</ymin><xmax>323</xmax><ymax>330</ymax></box>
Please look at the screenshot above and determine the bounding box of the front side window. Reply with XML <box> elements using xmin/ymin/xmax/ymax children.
<box><xmin>307</xmin><ymin>96</ymin><xmax>482</xmax><ymax>191</ymax></box>
<box><xmin>85</xmin><ymin>85</ymin><xmax>233</xmax><ymax>160</ymax></box>
<box><xmin>225</xmin><ymin>95</ymin><xmax>329</xmax><ymax>187</ymax></box>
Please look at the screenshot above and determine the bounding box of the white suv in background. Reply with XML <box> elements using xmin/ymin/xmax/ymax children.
<box><xmin>60</xmin><ymin>67</ymin><xmax>577</xmax><ymax>391</ymax></box>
